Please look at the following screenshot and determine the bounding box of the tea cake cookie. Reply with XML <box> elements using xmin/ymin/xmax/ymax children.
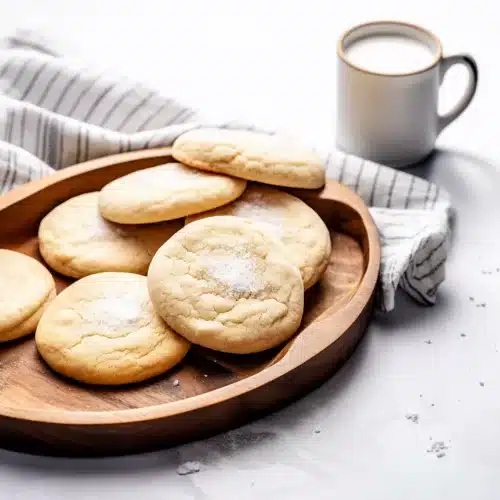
<box><xmin>172</xmin><ymin>128</ymin><xmax>325</xmax><ymax>189</ymax></box>
<box><xmin>36</xmin><ymin>272</ymin><xmax>190</xmax><ymax>385</ymax></box>
<box><xmin>0</xmin><ymin>249</ymin><xmax>56</xmax><ymax>342</ymax></box>
<box><xmin>39</xmin><ymin>192</ymin><xmax>182</xmax><ymax>278</ymax></box>
<box><xmin>187</xmin><ymin>184</ymin><xmax>331</xmax><ymax>289</ymax></box>
<box><xmin>148</xmin><ymin>216</ymin><xmax>304</xmax><ymax>354</ymax></box>
<box><xmin>99</xmin><ymin>162</ymin><xmax>247</xmax><ymax>224</ymax></box>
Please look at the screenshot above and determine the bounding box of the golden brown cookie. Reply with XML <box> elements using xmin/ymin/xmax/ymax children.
<box><xmin>0</xmin><ymin>249</ymin><xmax>56</xmax><ymax>342</ymax></box>
<box><xmin>39</xmin><ymin>192</ymin><xmax>182</xmax><ymax>278</ymax></box>
<box><xmin>172</xmin><ymin>128</ymin><xmax>325</xmax><ymax>189</ymax></box>
<box><xmin>36</xmin><ymin>272</ymin><xmax>190</xmax><ymax>385</ymax></box>
<box><xmin>148</xmin><ymin>216</ymin><xmax>304</xmax><ymax>354</ymax></box>
<box><xmin>186</xmin><ymin>184</ymin><xmax>331</xmax><ymax>289</ymax></box>
<box><xmin>99</xmin><ymin>162</ymin><xmax>247</xmax><ymax>224</ymax></box>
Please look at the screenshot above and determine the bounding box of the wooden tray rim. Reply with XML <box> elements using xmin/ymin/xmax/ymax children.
<box><xmin>0</xmin><ymin>149</ymin><xmax>380</xmax><ymax>426</ymax></box>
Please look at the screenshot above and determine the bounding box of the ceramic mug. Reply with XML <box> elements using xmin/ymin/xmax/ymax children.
<box><xmin>336</xmin><ymin>21</ymin><xmax>478</xmax><ymax>168</ymax></box>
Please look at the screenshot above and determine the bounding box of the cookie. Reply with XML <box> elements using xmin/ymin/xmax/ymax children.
<box><xmin>99</xmin><ymin>162</ymin><xmax>247</xmax><ymax>224</ymax></box>
<box><xmin>172</xmin><ymin>128</ymin><xmax>325</xmax><ymax>189</ymax></box>
<box><xmin>39</xmin><ymin>192</ymin><xmax>182</xmax><ymax>278</ymax></box>
<box><xmin>148</xmin><ymin>216</ymin><xmax>304</xmax><ymax>354</ymax></box>
<box><xmin>0</xmin><ymin>249</ymin><xmax>56</xmax><ymax>342</ymax></box>
<box><xmin>186</xmin><ymin>184</ymin><xmax>331</xmax><ymax>289</ymax></box>
<box><xmin>36</xmin><ymin>272</ymin><xmax>190</xmax><ymax>385</ymax></box>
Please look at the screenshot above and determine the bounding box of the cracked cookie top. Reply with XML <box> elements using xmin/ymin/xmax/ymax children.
<box><xmin>35</xmin><ymin>272</ymin><xmax>190</xmax><ymax>385</ymax></box>
<box><xmin>147</xmin><ymin>216</ymin><xmax>304</xmax><ymax>354</ymax></box>
<box><xmin>38</xmin><ymin>192</ymin><xmax>182</xmax><ymax>278</ymax></box>
<box><xmin>172</xmin><ymin>128</ymin><xmax>325</xmax><ymax>189</ymax></box>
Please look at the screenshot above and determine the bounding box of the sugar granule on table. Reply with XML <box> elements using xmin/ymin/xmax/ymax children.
<box><xmin>176</xmin><ymin>461</ymin><xmax>201</xmax><ymax>476</ymax></box>
<box><xmin>405</xmin><ymin>413</ymin><xmax>419</xmax><ymax>423</ymax></box>
<box><xmin>427</xmin><ymin>441</ymin><xmax>449</xmax><ymax>458</ymax></box>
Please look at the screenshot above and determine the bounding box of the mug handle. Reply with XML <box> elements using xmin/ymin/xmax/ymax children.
<box><xmin>438</xmin><ymin>54</ymin><xmax>478</xmax><ymax>134</ymax></box>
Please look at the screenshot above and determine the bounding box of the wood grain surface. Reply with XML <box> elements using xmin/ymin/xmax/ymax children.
<box><xmin>0</xmin><ymin>149</ymin><xmax>380</xmax><ymax>456</ymax></box>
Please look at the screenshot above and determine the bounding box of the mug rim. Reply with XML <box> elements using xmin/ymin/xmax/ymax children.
<box><xmin>337</xmin><ymin>20</ymin><xmax>443</xmax><ymax>77</ymax></box>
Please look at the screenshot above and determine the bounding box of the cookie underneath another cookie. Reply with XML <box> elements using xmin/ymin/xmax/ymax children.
<box><xmin>148</xmin><ymin>216</ymin><xmax>304</xmax><ymax>354</ymax></box>
<box><xmin>172</xmin><ymin>128</ymin><xmax>325</xmax><ymax>189</ymax></box>
<box><xmin>99</xmin><ymin>162</ymin><xmax>247</xmax><ymax>224</ymax></box>
<box><xmin>0</xmin><ymin>249</ymin><xmax>56</xmax><ymax>342</ymax></box>
<box><xmin>36</xmin><ymin>272</ymin><xmax>190</xmax><ymax>385</ymax></box>
<box><xmin>39</xmin><ymin>192</ymin><xmax>182</xmax><ymax>278</ymax></box>
<box><xmin>186</xmin><ymin>184</ymin><xmax>331</xmax><ymax>289</ymax></box>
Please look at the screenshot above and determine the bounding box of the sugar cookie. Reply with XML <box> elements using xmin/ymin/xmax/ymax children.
<box><xmin>99</xmin><ymin>162</ymin><xmax>247</xmax><ymax>224</ymax></box>
<box><xmin>39</xmin><ymin>192</ymin><xmax>182</xmax><ymax>278</ymax></box>
<box><xmin>148</xmin><ymin>216</ymin><xmax>304</xmax><ymax>354</ymax></box>
<box><xmin>187</xmin><ymin>184</ymin><xmax>331</xmax><ymax>289</ymax></box>
<box><xmin>172</xmin><ymin>128</ymin><xmax>325</xmax><ymax>189</ymax></box>
<box><xmin>36</xmin><ymin>272</ymin><xmax>190</xmax><ymax>385</ymax></box>
<box><xmin>0</xmin><ymin>249</ymin><xmax>56</xmax><ymax>342</ymax></box>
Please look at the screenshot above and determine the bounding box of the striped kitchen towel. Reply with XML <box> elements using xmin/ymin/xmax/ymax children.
<box><xmin>0</xmin><ymin>31</ymin><xmax>451</xmax><ymax>312</ymax></box>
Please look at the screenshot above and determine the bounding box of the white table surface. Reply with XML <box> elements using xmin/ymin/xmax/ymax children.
<box><xmin>1</xmin><ymin>1</ymin><xmax>499</xmax><ymax>498</ymax></box>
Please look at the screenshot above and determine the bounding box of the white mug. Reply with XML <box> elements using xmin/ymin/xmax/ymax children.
<box><xmin>336</xmin><ymin>21</ymin><xmax>478</xmax><ymax>168</ymax></box>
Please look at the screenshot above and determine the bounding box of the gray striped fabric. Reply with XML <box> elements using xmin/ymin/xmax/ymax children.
<box><xmin>0</xmin><ymin>31</ymin><xmax>451</xmax><ymax>312</ymax></box>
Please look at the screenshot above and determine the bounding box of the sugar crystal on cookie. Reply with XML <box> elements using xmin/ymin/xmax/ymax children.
<box><xmin>202</xmin><ymin>255</ymin><xmax>262</xmax><ymax>294</ymax></box>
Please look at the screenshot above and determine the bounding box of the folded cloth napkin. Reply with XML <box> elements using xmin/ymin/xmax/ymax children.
<box><xmin>0</xmin><ymin>31</ymin><xmax>451</xmax><ymax>312</ymax></box>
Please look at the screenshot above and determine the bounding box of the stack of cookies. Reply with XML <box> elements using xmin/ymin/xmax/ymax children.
<box><xmin>1</xmin><ymin>128</ymin><xmax>331</xmax><ymax>386</ymax></box>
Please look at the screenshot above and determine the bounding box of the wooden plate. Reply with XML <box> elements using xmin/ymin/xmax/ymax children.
<box><xmin>0</xmin><ymin>148</ymin><xmax>380</xmax><ymax>456</ymax></box>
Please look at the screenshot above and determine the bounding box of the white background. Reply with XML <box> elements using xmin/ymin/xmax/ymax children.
<box><xmin>1</xmin><ymin>1</ymin><xmax>500</xmax><ymax>499</ymax></box>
